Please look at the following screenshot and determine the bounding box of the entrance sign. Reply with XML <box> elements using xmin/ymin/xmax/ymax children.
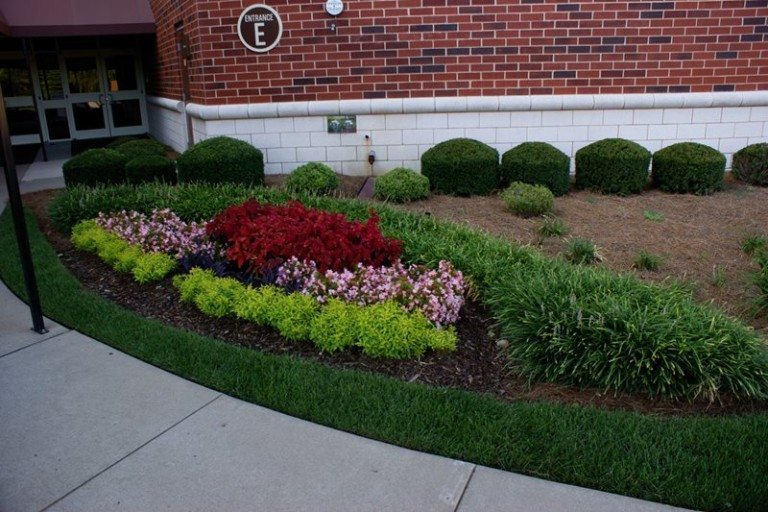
<box><xmin>325</xmin><ymin>0</ymin><xmax>344</xmax><ymax>16</ymax></box>
<box><xmin>237</xmin><ymin>4</ymin><xmax>283</xmax><ymax>53</ymax></box>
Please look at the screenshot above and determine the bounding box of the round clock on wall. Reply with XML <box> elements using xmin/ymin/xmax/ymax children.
<box><xmin>326</xmin><ymin>0</ymin><xmax>344</xmax><ymax>16</ymax></box>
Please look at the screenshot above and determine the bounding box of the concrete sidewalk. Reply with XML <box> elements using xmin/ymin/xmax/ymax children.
<box><xmin>0</xmin><ymin>153</ymin><xmax>692</xmax><ymax>511</ymax></box>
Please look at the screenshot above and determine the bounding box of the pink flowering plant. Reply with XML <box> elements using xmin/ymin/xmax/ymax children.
<box><xmin>96</xmin><ymin>209</ymin><xmax>217</xmax><ymax>260</ymax></box>
<box><xmin>276</xmin><ymin>257</ymin><xmax>466</xmax><ymax>327</ymax></box>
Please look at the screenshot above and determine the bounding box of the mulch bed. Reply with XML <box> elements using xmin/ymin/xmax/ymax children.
<box><xmin>20</xmin><ymin>188</ymin><xmax>768</xmax><ymax>418</ymax></box>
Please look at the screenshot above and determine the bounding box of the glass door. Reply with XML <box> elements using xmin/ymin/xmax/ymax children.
<box><xmin>0</xmin><ymin>55</ymin><xmax>39</xmax><ymax>145</ymax></box>
<box><xmin>64</xmin><ymin>54</ymin><xmax>110</xmax><ymax>139</ymax></box>
<box><xmin>102</xmin><ymin>53</ymin><xmax>147</xmax><ymax>136</ymax></box>
<box><xmin>31</xmin><ymin>52</ymin><xmax>71</xmax><ymax>141</ymax></box>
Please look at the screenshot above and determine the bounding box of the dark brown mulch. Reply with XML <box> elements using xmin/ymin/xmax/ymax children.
<box><xmin>21</xmin><ymin>189</ymin><xmax>768</xmax><ymax>418</ymax></box>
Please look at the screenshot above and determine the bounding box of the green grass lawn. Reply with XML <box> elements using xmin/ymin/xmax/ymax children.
<box><xmin>1</xmin><ymin>204</ymin><xmax>767</xmax><ymax>512</ymax></box>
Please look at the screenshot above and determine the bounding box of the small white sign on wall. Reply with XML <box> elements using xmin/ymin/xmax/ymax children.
<box><xmin>325</xmin><ymin>0</ymin><xmax>344</xmax><ymax>16</ymax></box>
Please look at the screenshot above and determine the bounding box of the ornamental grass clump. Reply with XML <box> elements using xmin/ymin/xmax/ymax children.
<box><xmin>488</xmin><ymin>263</ymin><xmax>768</xmax><ymax>401</ymax></box>
<box><xmin>276</xmin><ymin>257</ymin><xmax>466</xmax><ymax>327</ymax></box>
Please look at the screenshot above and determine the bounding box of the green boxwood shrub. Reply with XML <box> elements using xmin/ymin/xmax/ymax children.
<box><xmin>125</xmin><ymin>155</ymin><xmax>177</xmax><ymax>185</ymax></box>
<box><xmin>176</xmin><ymin>136</ymin><xmax>264</xmax><ymax>186</ymax></box>
<box><xmin>374</xmin><ymin>167</ymin><xmax>430</xmax><ymax>203</ymax></box>
<box><xmin>285</xmin><ymin>162</ymin><xmax>339</xmax><ymax>195</ymax></box>
<box><xmin>500</xmin><ymin>142</ymin><xmax>570</xmax><ymax>196</ymax></box>
<box><xmin>62</xmin><ymin>148</ymin><xmax>128</xmax><ymax>188</ymax></box>
<box><xmin>115</xmin><ymin>139</ymin><xmax>167</xmax><ymax>160</ymax></box>
<box><xmin>732</xmin><ymin>143</ymin><xmax>768</xmax><ymax>186</ymax></box>
<box><xmin>651</xmin><ymin>142</ymin><xmax>725</xmax><ymax>195</ymax></box>
<box><xmin>421</xmin><ymin>138</ymin><xmax>499</xmax><ymax>196</ymax></box>
<box><xmin>501</xmin><ymin>182</ymin><xmax>554</xmax><ymax>217</ymax></box>
<box><xmin>575</xmin><ymin>138</ymin><xmax>651</xmax><ymax>195</ymax></box>
<box><xmin>106</xmin><ymin>136</ymin><xmax>140</xmax><ymax>149</ymax></box>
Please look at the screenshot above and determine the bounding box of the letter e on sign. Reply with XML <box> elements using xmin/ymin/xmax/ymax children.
<box><xmin>237</xmin><ymin>4</ymin><xmax>283</xmax><ymax>53</ymax></box>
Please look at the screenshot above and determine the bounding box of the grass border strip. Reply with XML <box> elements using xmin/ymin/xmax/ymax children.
<box><xmin>1</xmin><ymin>208</ymin><xmax>767</xmax><ymax>511</ymax></box>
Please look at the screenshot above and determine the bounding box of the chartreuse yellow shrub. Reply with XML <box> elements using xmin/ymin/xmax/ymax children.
<box><xmin>132</xmin><ymin>253</ymin><xmax>178</xmax><ymax>285</ymax></box>
<box><xmin>309</xmin><ymin>299</ymin><xmax>362</xmax><ymax>353</ymax></box>
<box><xmin>71</xmin><ymin>219</ymin><xmax>176</xmax><ymax>284</ymax></box>
<box><xmin>355</xmin><ymin>301</ymin><xmax>457</xmax><ymax>358</ymax></box>
<box><xmin>173</xmin><ymin>269</ymin><xmax>457</xmax><ymax>358</ymax></box>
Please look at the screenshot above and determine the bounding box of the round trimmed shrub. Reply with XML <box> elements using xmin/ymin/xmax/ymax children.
<box><xmin>106</xmin><ymin>136</ymin><xmax>139</xmax><ymax>149</ymax></box>
<box><xmin>285</xmin><ymin>162</ymin><xmax>339</xmax><ymax>195</ymax></box>
<box><xmin>62</xmin><ymin>148</ymin><xmax>128</xmax><ymax>188</ymax></box>
<box><xmin>575</xmin><ymin>138</ymin><xmax>651</xmax><ymax>195</ymax></box>
<box><xmin>176</xmin><ymin>136</ymin><xmax>264</xmax><ymax>186</ymax></box>
<box><xmin>651</xmin><ymin>142</ymin><xmax>725</xmax><ymax>195</ymax></box>
<box><xmin>501</xmin><ymin>181</ymin><xmax>554</xmax><ymax>217</ymax></box>
<box><xmin>732</xmin><ymin>142</ymin><xmax>768</xmax><ymax>186</ymax></box>
<box><xmin>125</xmin><ymin>155</ymin><xmax>177</xmax><ymax>185</ymax></box>
<box><xmin>500</xmin><ymin>142</ymin><xmax>570</xmax><ymax>196</ymax></box>
<box><xmin>374</xmin><ymin>167</ymin><xmax>430</xmax><ymax>203</ymax></box>
<box><xmin>421</xmin><ymin>138</ymin><xmax>499</xmax><ymax>196</ymax></box>
<box><xmin>115</xmin><ymin>139</ymin><xmax>167</xmax><ymax>160</ymax></box>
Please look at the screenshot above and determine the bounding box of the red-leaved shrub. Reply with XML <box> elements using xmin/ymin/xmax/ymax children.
<box><xmin>206</xmin><ymin>200</ymin><xmax>402</xmax><ymax>273</ymax></box>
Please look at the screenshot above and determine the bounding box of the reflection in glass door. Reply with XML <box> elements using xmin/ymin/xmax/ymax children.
<box><xmin>66</xmin><ymin>55</ymin><xmax>110</xmax><ymax>138</ymax></box>
<box><xmin>33</xmin><ymin>50</ymin><xmax>147</xmax><ymax>142</ymax></box>
<box><xmin>103</xmin><ymin>54</ymin><xmax>146</xmax><ymax>136</ymax></box>
<box><xmin>33</xmin><ymin>52</ymin><xmax>71</xmax><ymax>141</ymax></box>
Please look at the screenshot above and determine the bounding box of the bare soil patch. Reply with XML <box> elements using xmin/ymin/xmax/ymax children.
<box><xmin>400</xmin><ymin>174</ymin><xmax>768</xmax><ymax>336</ymax></box>
<box><xmin>19</xmin><ymin>188</ymin><xmax>768</xmax><ymax>418</ymax></box>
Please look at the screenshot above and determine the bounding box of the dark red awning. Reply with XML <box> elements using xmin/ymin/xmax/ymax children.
<box><xmin>0</xmin><ymin>0</ymin><xmax>155</xmax><ymax>37</ymax></box>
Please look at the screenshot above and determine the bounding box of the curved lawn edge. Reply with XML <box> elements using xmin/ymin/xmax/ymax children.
<box><xmin>2</xmin><ymin>209</ymin><xmax>767</xmax><ymax>512</ymax></box>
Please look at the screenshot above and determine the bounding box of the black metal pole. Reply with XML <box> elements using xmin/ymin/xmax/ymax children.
<box><xmin>0</xmin><ymin>82</ymin><xmax>47</xmax><ymax>334</ymax></box>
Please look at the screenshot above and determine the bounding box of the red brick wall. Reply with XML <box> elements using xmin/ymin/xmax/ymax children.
<box><xmin>148</xmin><ymin>0</ymin><xmax>768</xmax><ymax>105</ymax></box>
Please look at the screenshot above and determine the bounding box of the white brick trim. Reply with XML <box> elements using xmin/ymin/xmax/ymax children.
<box><xmin>184</xmin><ymin>91</ymin><xmax>768</xmax><ymax>121</ymax></box>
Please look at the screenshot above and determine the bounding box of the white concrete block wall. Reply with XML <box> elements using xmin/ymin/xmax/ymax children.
<box><xmin>146</xmin><ymin>97</ymin><xmax>187</xmax><ymax>153</ymax></box>
<box><xmin>151</xmin><ymin>92</ymin><xmax>768</xmax><ymax>176</ymax></box>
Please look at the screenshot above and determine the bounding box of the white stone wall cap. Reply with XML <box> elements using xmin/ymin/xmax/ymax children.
<box><xmin>592</xmin><ymin>94</ymin><xmax>626</xmax><ymax>110</ymax></box>
<box><xmin>622</xmin><ymin>94</ymin><xmax>654</xmax><ymax>109</ymax></box>
<box><xmin>402</xmin><ymin>97</ymin><xmax>435</xmax><ymax>113</ymax></box>
<box><xmin>498</xmin><ymin>95</ymin><xmax>531</xmax><ymax>111</ymax></box>
<box><xmin>185</xmin><ymin>103</ymin><xmax>212</xmax><ymax>120</ymax></box>
<box><xmin>466</xmin><ymin>96</ymin><xmax>499</xmax><ymax>111</ymax></box>
<box><xmin>218</xmin><ymin>104</ymin><xmax>250</xmax><ymax>119</ymax></box>
<box><xmin>147</xmin><ymin>95</ymin><xmax>184</xmax><ymax>112</ymax></box>
<box><xmin>338</xmin><ymin>99</ymin><xmax>371</xmax><ymax>114</ymax></box>
<box><xmin>435</xmin><ymin>96</ymin><xmax>468</xmax><ymax>112</ymax></box>
<box><xmin>561</xmin><ymin>95</ymin><xmax>595</xmax><ymax>110</ymax></box>
<box><xmin>370</xmin><ymin>98</ymin><xmax>403</xmax><ymax>114</ymax></box>
<box><xmin>181</xmin><ymin>91</ymin><xmax>768</xmax><ymax>120</ymax></box>
<box><xmin>277</xmin><ymin>102</ymin><xmax>309</xmax><ymax>117</ymax></box>
<box><xmin>248</xmin><ymin>103</ymin><xmax>279</xmax><ymax>118</ymax></box>
<box><xmin>531</xmin><ymin>95</ymin><xmax>563</xmax><ymax>111</ymax></box>
<box><xmin>682</xmin><ymin>93</ymin><xmax>714</xmax><ymax>108</ymax></box>
<box><xmin>308</xmin><ymin>101</ymin><xmax>341</xmax><ymax>116</ymax></box>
